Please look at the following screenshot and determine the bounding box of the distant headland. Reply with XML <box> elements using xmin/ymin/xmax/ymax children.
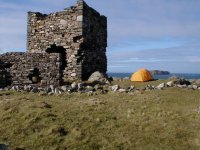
<box><xmin>150</xmin><ymin>70</ymin><xmax>170</xmax><ymax>75</ymax></box>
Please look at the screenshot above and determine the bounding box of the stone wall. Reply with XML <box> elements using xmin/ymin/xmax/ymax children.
<box><xmin>27</xmin><ymin>0</ymin><xmax>107</xmax><ymax>81</ymax></box>
<box><xmin>0</xmin><ymin>53</ymin><xmax>23</xmax><ymax>87</ymax></box>
<box><xmin>0</xmin><ymin>53</ymin><xmax>61</xmax><ymax>87</ymax></box>
<box><xmin>27</xmin><ymin>0</ymin><xmax>84</xmax><ymax>80</ymax></box>
<box><xmin>0</xmin><ymin>0</ymin><xmax>107</xmax><ymax>88</ymax></box>
<box><xmin>81</xmin><ymin>2</ymin><xmax>107</xmax><ymax>80</ymax></box>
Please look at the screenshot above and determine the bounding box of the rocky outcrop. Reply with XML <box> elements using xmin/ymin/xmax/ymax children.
<box><xmin>88</xmin><ymin>71</ymin><xmax>109</xmax><ymax>84</ymax></box>
<box><xmin>1</xmin><ymin>76</ymin><xmax>200</xmax><ymax>96</ymax></box>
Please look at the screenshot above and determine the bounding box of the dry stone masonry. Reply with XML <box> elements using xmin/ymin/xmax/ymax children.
<box><xmin>0</xmin><ymin>52</ymin><xmax>61</xmax><ymax>87</ymax></box>
<box><xmin>27</xmin><ymin>0</ymin><xmax>107</xmax><ymax>81</ymax></box>
<box><xmin>0</xmin><ymin>0</ymin><xmax>107</xmax><ymax>87</ymax></box>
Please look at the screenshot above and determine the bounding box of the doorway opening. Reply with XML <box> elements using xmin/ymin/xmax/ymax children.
<box><xmin>46</xmin><ymin>44</ymin><xmax>67</xmax><ymax>71</ymax></box>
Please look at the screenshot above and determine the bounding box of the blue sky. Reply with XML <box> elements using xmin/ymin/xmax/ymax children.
<box><xmin>0</xmin><ymin>0</ymin><xmax>200</xmax><ymax>73</ymax></box>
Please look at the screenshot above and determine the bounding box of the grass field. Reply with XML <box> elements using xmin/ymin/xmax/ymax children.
<box><xmin>0</xmin><ymin>80</ymin><xmax>200</xmax><ymax>149</ymax></box>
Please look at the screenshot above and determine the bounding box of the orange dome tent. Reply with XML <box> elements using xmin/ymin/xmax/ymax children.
<box><xmin>131</xmin><ymin>68</ymin><xmax>153</xmax><ymax>82</ymax></box>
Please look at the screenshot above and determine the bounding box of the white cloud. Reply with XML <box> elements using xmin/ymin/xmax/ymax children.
<box><xmin>113</xmin><ymin>58</ymin><xmax>164</xmax><ymax>63</ymax></box>
<box><xmin>107</xmin><ymin>43</ymin><xmax>200</xmax><ymax>73</ymax></box>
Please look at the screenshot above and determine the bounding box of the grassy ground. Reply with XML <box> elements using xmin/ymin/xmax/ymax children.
<box><xmin>0</xmin><ymin>80</ymin><xmax>200</xmax><ymax>149</ymax></box>
<box><xmin>111</xmin><ymin>78</ymin><xmax>171</xmax><ymax>88</ymax></box>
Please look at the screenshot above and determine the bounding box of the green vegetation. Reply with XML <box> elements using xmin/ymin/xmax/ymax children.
<box><xmin>0</xmin><ymin>80</ymin><xmax>200</xmax><ymax>149</ymax></box>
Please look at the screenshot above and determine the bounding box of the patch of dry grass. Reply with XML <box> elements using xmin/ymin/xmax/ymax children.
<box><xmin>0</xmin><ymin>81</ymin><xmax>200</xmax><ymax>149</ymax></box>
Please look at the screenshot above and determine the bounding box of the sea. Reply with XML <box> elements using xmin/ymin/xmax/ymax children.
<box><xmin>108</xmin><ymin>73</ymin><xmax>200</xmax><ymax>80</ymax></box>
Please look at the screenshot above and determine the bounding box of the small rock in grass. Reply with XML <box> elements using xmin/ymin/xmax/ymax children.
<box><xmin>187</xmin><ymin>85</ymin><xmax>193</xmax><ymax>89</ymax></box>
<box><xmin>197</xmin><ymin>107</ymin><xmax>200</xmax><ymax>114</ymax></box>
<box><xmin>96</xmin><ymin>118</ymin><xmax>101</xmax><ymax>122</ymax></box>
<box><xmin>87</xmin><ymin>91</ymin><xmax>94</xmax><ymax>96</ymax></box>
<box><xmin>94</xmin><ymin>85</ymin><xmax>103</xmax><ymax>91</ymax></box>
<box><xmin>111</xmin><ymin>85</ymin><xmax>120</xmax><ymax>92</ymax></box>
<box><xmin>127</xmin><ymin>85</ymin><xmax>135</xmax><ymax>92</ymax></box>
<box><xmin>78</xmin><ymin>83</ymin><xmax>84</xmax><ymax>90</ymax></box>
<box><xmin>60</xmin><ymin>85</ymin><xmax>68</xmax><ymax>92</ymax></box>
<box><xmin>156</xmin><ymin>83</ymin><xmax>165</xmax><ymax>90</ymax></box>
<box><xmin>48</xmin><ymin>92</ymin><xmax>54</xmax><ymax>96</ymax></box>
<box><xmin>174</xmin><ymin>78</ymin><xmax>191</xmax><ymax>85</ymax></box>
<box><xmin>192</xmin><ymin>85</ymin><xmax>198</xmax><ymax>90</ymax></box>
<box><xmin>31</xmin><ymin>87</ymin><xmax>39</xmax><ymax>93</ymax></box>
<box><xmin>71</xmin><ymin>82</ymin><xmax>78</xmax><ymax>90</ymax></box>
<box><xmin>166</xmin><ymin>81</ymin><xmax>174</xmax><ymax>87</ymax></box>
<box><xmin>50</xmin><ymin>85</ymin><xmax>55</xmax><ymax>92</ymax></box>
<box><xmin>118</xmin><ymin>89</ymin><xmax>127</xmax><ymax>93</ymax></box>
<box><xmin>55</xmin><ymin>87</ymin><xmax>62</xmax><ymax>94</ymax></box>
<box><xmin>88</xmin><ymin>71</ymin><xmax>109</xmax><ymax>84</ymax></box>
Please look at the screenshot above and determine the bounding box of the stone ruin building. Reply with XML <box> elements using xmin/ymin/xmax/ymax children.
<box><xmin>0</xmin><ymin>0</ymin><xmax>107</xmax><ymax>88</ymax></box>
